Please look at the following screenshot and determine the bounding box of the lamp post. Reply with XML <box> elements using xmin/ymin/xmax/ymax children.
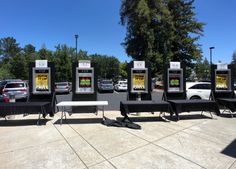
<box><xmin>209</xmin><ymin>47</ymin><xmax>215</xmax><ymax>65</ymax></box>
<box><xmin>209</xmin><ymin>47</ymin><xmax>215</xmax><ymax>80</ymax></box>
<box><xmin>75</xmin><ymin>34</ymin><xmax>78</xmax><ymax>58</ymax></box>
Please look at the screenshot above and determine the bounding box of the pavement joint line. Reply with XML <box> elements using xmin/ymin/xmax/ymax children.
<box><xmin>180</xmin><ymin>128</ymin><xmax>230</xmax><ymax>147</ymax></box>
<box><xmin>120</xmin><ymin>128</ymin><xmax>157</xmax><ymax>143</ymax></box>
<box><xmin>52</xmin><ymin>123</ymin><xmax>89</xmax><ymax>169</ymax></box>
<box><xmin>152</xmin><ymin>143</ymin><xmax>207</xmax><ymax>169</ymax></box>
<box><xmin>107</xmin><ymin>142</ymin><xmax>151</xmax><ymax>161</ymax></box>
<box><xmin>229</xmin><ymin>160</ymin><xmax>236</xmax><ymax>169</ymax></box>
<box><xmin>66</xmin><ymin>123</ymin><xmax>118</xmax><ymax>169</ymax></box>
<box><xmin>149</xmin><ymin>119</ymin><xmax>214</xmax><ymax>144</ymax></box>
<box><xmin>0</xmin><ymin>139</ymin><xmax>64</xmax><ymax>155</ymax></box>
<box><xmin>86</xmin><ymin>159</ymin><xmax>109</xmax><ymax>168</ymax></box>
<box><xmin>121</xmin><ymin>119</ymin><xmax>205</xmax><ymax>145</ymax></box>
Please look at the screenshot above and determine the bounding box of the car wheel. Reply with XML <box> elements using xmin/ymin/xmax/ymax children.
<box><xmin>190</xmin><ymin>96</ymin><xmax>201</xmax><ymax>100</ymax></box>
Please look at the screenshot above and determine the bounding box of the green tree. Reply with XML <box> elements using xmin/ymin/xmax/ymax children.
<box><xmin>91</xmin><ymin>54</ymin><xmax>120</xmax><ymax>79</ymax></box>
<box><xmin>54</xmin><ymin>44</ymin><xmax>73</xmax><ymax>82</ymax></box>
<box><xmin>195</xmin><ymin>57</ymin><xmax>210</xmax><ymax>81</ymax></box>
<box><xmin>231</xmin><ymin>51</ymin><xmax>236</xmax><ymax>81</ymax></box>
<box><xmin>0</xmin><ymin>63</ymin><xmax>12</xmax><ymax>79</ymax></box>
<box><xmin>0</xmin><ymin>37</ymin><xmax>21</xmax><ymax>60</ymax></box>
<box><xmin>120</xmin><ymin>0</ymin><xmax>204</xmax><ymax>75</ymax></box>
<box><xmin>38</xmin><ymin>45</ymin><xmax>53</xmax><ymax>61</ymax></box>
<box><xmin>168</xmin><ymin>0</ymin><xmax>204</xmax><ymax>67</ymax></box>
<box><xmin>119</xmin><ymin>61</ymin><xmax>128</xmax><ymax>78</ymax></box>
<box><xmin>23</xmin><ymin>44</ymin><xmax>37</xmax><ymax>78</ymax></box>
<box><xmin>9</xmin><ymin>53</ymin><xmax>27</xmax><ymax>79</ymax></box>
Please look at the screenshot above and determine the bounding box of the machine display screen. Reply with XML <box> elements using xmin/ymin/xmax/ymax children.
<box><xmin>167</xmin><ymin>69</ymin><xmax>183</xmax><ymax>92</ymax></box>
<box><xmin>35</xmin><ymin>73</ymin><xmax>49</xmax><ymax>92</ymax></box>
<box><xmin>169</xmin><ymin>77</ymin><xmax>180</xmax><ymax>88</ymax></box>
<box><xmin>132</xmin><ymin>73</ymin><xmax>146</xmax><ymax>91</ymax></box>
<box><xmin>215</xmin><ymin>71</ymin><xmax>230</xmax><ymax>91</ymax></box>
<box><xmin>79</xmin><ymin>77</ymin><xmax>91</xmax><ymax>88</ymax></box>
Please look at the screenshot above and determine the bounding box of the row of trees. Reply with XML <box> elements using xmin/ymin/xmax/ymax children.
<box><xmin>1</xmin><ymin>36</ymin><xmax>234</xmax><ymax>82</ymax></box>
<box><xmin>0</xmin><ymin>37</ymin><xmax>127</xmax><ymax>81</ymax></box>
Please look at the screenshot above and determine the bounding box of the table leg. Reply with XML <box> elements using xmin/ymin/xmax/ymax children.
<box><xmin>102</xmin><ymin>106</ymin><xmax>105</xmax><ymax>120</ymax></box>
<box><xmin>37</xmin><ymin>107</ymin><xmax>43</xmax><ymax>125</ymax></box>
<box><xmin>210</xmin><ymin>111</ymin><xmax>213</xmax><ymax>119</ymax></box>
<box><xmin>64</xmin><ymin>108</ymin><xmax>67</xmax><ymax>120</ymax></box>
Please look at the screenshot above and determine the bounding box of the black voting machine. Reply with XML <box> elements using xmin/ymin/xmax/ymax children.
<box><xmin>211</xmin><ymin>64</ymin><xmax>236</xmax><ymax>117</ymax></box>
<box><xmin>0</xmin><ymin>60</ymin><xmax>55</xmax><ymax>124</ymax></box>
<box><xmin>72</xmin><ymin>60</ymin><xmax>97</xmax><ymax>113</ymax></box>
<box><xmin>163</xmin><ymin>62</ymin><xmax>220</xmax><ymax>120</ymax></box>
<box><xmin>120</xmin><ymin>61</ymin><xmax>171</xmax><ymax>121</ymax></box>
<box><xmin>28</xmin><ymin>61</ymin><xmax>56</xmax><ymax>117</ymax></box>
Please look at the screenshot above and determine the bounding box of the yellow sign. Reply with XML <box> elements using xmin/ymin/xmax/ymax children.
<box><xmin>133</xmin><ymin>74</ymin><xmax>145</xmax><ymax>90</ymax></box>
<box><xmin>216</xmin><ymin>75</ymin><xmax>228</xmax><ymax>90</ymax></box>
<box><xmin>35</xmin><ymin>74</ymin><xmax>49</xmax><ymax>91</ymax></box>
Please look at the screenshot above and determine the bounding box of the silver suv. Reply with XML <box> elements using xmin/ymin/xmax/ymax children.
<box><xmin>0</xmin><ymin>80</ymin><xmax>28</xmax><ymax>101</ymax></box>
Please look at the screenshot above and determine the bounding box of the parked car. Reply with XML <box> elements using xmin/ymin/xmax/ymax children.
<box><xmin>114</xmin><ymin>80</ymin><xmax>127</xmax><ymax>91</ymax></box>
<box><xmin>186</xmin><ymin>82</ymin><xmax>211</xmax><ymax>100</ymax></box>
<box><xmin>98</xmin><ymin>79</ymin><xmax>114</xmax><ymax>93</ymax></box>
<box><xmin>55</xmin><ymin>82</ymin><xmax>71</xmax><ymax>94</ymax></box>
<box><xmin>0</xmin><ymin>80</ymin><xmax>28</xmax><ymax>101</ymax></box>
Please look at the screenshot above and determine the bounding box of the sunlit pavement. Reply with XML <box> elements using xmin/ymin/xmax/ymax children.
<box><xmin>0</xmin><ymin>110</ymin><xmax>235</xmax><ymax>169</ymax></box>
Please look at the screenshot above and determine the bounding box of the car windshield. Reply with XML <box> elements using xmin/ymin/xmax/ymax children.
<box><xmin>6</xmin><ymin>83</ymin><xmax>25</xmax><ymax>88</ymax></box>
<box><xmin>120</xmin><ymin>82</ymin><xmax>127</xmax><ymax>85</ymax></box>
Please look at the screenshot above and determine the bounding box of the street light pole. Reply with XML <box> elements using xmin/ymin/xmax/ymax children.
<box><xmin>75</xmin><ymin>34</ymin><xmax>78</xmax><ymax>58</ymax></box>
<box><xmin>209</xmin><ymin>47</ymin><xmax>215</xmax><ymax>81</ymax></box>
<box><xmin>209</xmin><ymin>47</ymin><xmax>215</xmax><ymax>65</ymax></box>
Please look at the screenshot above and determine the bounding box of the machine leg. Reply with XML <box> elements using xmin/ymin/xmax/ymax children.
<box><xmin>37</xmin><ymin>108</ymin><xmax>42</xmax><ymax>125</ymax></box>
<box><xmin>201</xmin><ymin>111</ymin><xmax>204</xmax><ymax>116</ymax></box>
<box><xmin>210</xmin><ymin>112</ymin><xmax>213</xmax><ymax>119</ymax></box>
<box><xmin>60</xmin><ymin>107</ymin><xmax>64</xmax><ymax>125</ymax></box>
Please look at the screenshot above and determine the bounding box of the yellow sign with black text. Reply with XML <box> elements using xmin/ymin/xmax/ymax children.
<box><xmin>216</xmin><ymin>75</ymin><xmax>228</xmax><ymax>90</ymax></box>
<box><xmin>35</xmin><ymin>74</ymin><xmax>49</xmax><ymax>91</ymax></box>
<box><xmin>133</xmin><ymin>74</ymin><xmax>145</xmax><ymax>90</ymax></box>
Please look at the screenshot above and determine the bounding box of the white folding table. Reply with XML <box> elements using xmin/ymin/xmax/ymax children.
<box><xmin>56</xmin><ymin>101</ymin><xmax>108</xmax><ymax>124</ymax></box>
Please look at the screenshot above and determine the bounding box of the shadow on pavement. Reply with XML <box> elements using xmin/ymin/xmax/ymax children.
<box><xmin>221</xmin><ymin>139</ymin><xmax>236</xmax><ymax>158</ymax></box>
<box><xmin>161</xmin><ymin>114</ymin><xmax>213</xmax><ymax>121</ymax></box>
<box><xmin>116</xmin><ymin>116</ymin><xmax>170</xmax><ymax>123</ymax></box>
<box><xmin>0</xmin><ymin>119</ymin><xmax>50</xmax><ymax>126</ymax></box>
<box><xmin>53</xmin><ymin>118</ymin><xmax>103</xmax><ymax>125</ymax></box>
<box><xmin>220</xmin><ymin>114</ymin><xmax>236</xmax><ymax>118</ymax></box>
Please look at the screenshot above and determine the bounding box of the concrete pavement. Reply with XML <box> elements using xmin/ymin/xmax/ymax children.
<box><xmin>0</xmin><ymin>111</ymin><xmax>235</xmax><ymax>169</ymax></box>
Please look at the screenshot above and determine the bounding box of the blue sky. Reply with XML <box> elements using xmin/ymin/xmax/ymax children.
<box><xmin>0</xmin><ymin>0</ymin><xmax>235</xmax><ymax>63</ymax></box>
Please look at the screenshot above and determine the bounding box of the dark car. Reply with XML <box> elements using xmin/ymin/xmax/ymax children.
<box><xmin>98</xmin><ymin>79</ymin><xmax>114</xmax><ymax>93</ymax></box>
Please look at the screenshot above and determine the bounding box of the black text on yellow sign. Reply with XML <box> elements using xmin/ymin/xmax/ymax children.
<box><xmin>133</xmin><ymin>74</ymin><xmax>145</xmax><ymax>90</ymax></box>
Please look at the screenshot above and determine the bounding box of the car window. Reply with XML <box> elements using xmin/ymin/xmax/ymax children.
<box><xmin>101</xmin><ymin>81</ymin><xmax>112</xmax><ymax>84</ymax></box>
<box><xmin>6</xmin><ymin>83</ymin><xmax>25</xmax><ymax>88</ymax></box>
<box><xmin>189</xmin><ymin>84</ymin><xmax>211</xmax><ymax>89</ymax></box>
<box><xmin>56</xmin><ymin>83</ymin><xmax>68</xmax><ymax>86</ymax></box>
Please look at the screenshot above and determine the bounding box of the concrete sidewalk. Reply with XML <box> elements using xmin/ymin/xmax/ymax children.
<box><xmin>0</xmin><ymin>111</ymin><xmax>235</xmax><ymax>169</ymax></box>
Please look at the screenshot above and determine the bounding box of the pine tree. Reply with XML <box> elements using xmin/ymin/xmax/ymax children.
<box><xmin>120</xmin><ymin>0</ymin><xmax>204</xmax><ymax>74</ymax></box>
